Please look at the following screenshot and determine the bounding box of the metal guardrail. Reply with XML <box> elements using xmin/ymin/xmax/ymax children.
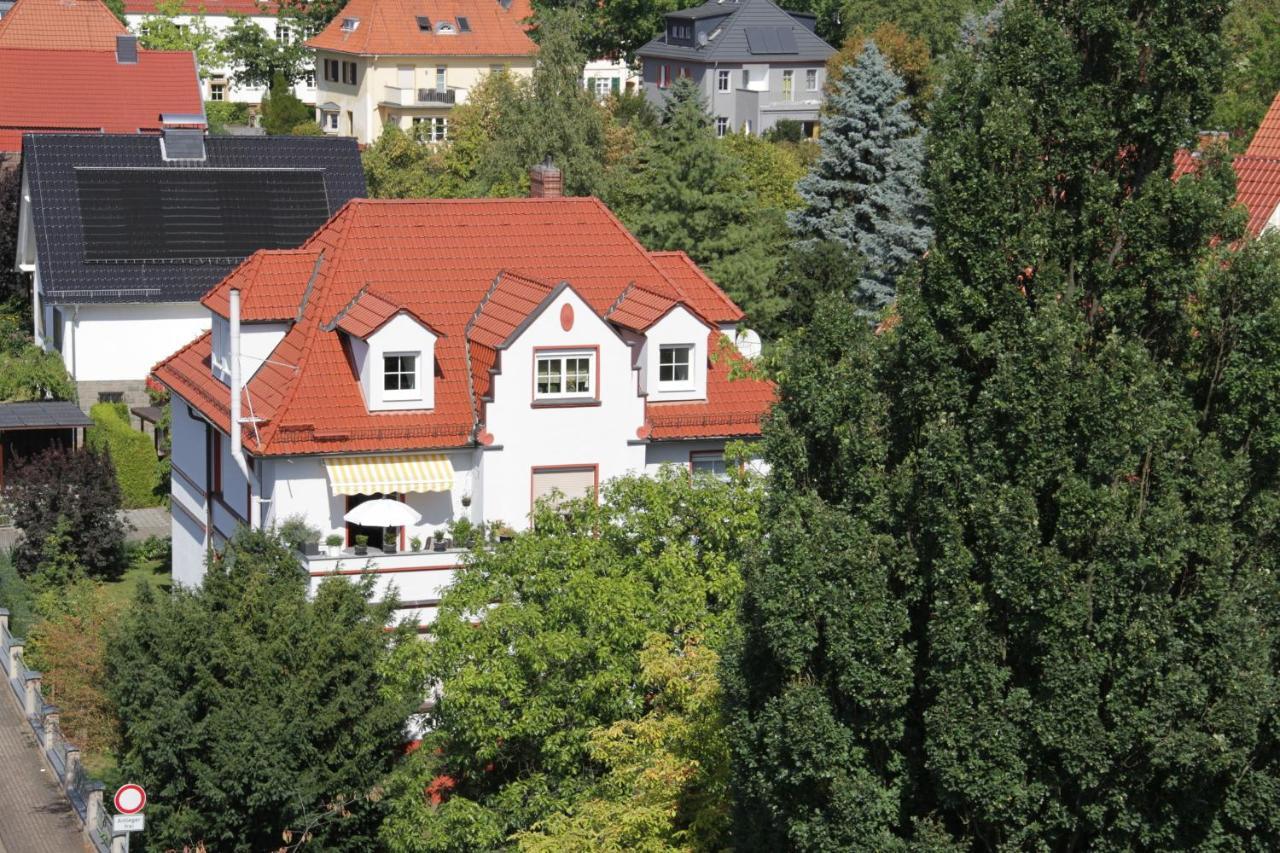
<box><xmin>0</xmin><ymin>608</ymin><xmax>118</xmax><ymax>852</ymax></box>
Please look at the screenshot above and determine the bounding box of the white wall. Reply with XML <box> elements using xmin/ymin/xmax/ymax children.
<box><xmin>211</xmin><ymin>316</ymin><xmax>289</xmax><ymax>384</ymax></box>
<box><xmin>52</xmin><ymin>302</ymin><xmax>209</xmax><ymax>382</ymax></box>
<box><xmin>169</xmin><ymin>399</ymin><xmax>209</xmax><ymax>588</ymax></box>
<box><xmin>639</xmin><ymin>306</ymin><xmax>710</xmax><ymax>401</ymax></box>
<box><xmin>357</xmin><ymin>312</ymin><xmax>437</xmax><ymax>411</ymax></box>
<box><xmin>480</xmin><ymin>287</ymin><xmax>646</xmax><ymax>529</ymax></box>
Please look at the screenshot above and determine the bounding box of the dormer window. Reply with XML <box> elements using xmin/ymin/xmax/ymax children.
<box><xmin>659</xmin><ymin>344</ymin><xmax>692</xmax><ymax>384</ymax></box>
<box><xmin>340</xmin><ymin>17</ymin><xmax>359</xmax><ymax>31</ymax></box>
<box><xmin>436</xmin><ymin>21</ymin><xmax>455</xmax><ymax>34</ymax></box>
<box><xmin>668</xmin><ymin>21</ymin><xmax>692</xmax><ymax>41</ymax></box>
<box><xmin>383</xmin><ymin>353</ymin><xmax>419</xmax><ymax>399</ymax></box>
<box><xmin>535</xmin><ymin>350</ymin><xmax>593</xmax><ymax>400</ymax></box>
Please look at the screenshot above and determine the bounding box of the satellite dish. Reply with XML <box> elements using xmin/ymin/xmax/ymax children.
<box><xmin>697</xmin><ymin>31</ymin><xmax>708</xmax><ymax>46</ymax></box>
<box><xmin>734</xmin><ymin>328</ymin><xmax>762</xmax><ymax>360</ymax></box>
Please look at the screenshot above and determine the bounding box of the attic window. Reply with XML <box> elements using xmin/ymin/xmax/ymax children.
<box><xmin>340</xmin><ymin>17</ymin><xmax>359</xmax><ymax>31</ymax></box>
<box><xmin>416</xmin><ymin>15</ymin><xmax>430</xmax><ymax>30</ymax></box>
<box><xmin>436</xmin><ymin>21</ymin><xmax>455</xmax><ymax>34</ymax></box>
<box><xmin>456</xmin><ymin>16</ymin><xmax>470</xmax><ymax>31</ymax></box>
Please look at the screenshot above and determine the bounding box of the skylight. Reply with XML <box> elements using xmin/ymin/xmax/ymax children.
<box><xmin>340</xmin><ymin>17</ymin><xmax>359</xmax><ymax>31</ymax></box>
<box><xmin>416</xmin><ymin>15</ymin><xmax>430</xmax><ymax>31</ymax></box>
<box><xmin>436</xmin><ymin>21</ymin><xmax>455</xmax><ymax>34</ymax></box>
<box><xmin>457</xmin><ymin>16</ymin><xmax>470</xmax><ymax>31</ymax></box>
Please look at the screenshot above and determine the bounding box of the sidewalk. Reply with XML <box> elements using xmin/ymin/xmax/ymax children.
<box><xmin>0</xmin><ymin>689</ymin><xmax>86</xmax><ymax>853</ymax></box>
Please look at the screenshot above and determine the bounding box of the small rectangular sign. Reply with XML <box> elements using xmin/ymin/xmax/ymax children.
<box><xmin>113</xmin><ymin>814</ymin><xmax>145</xmax><ymax>832</ymax></box>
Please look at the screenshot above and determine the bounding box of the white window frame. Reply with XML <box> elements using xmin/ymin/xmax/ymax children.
<box><xmin>717</xmin><ymin>69</ymin><xmax>730</xmax><ymax>92</ymax></box>
<box><xmin>383</xmin><ymin>352</ymin><xmax>421</xmax><ymax>401</ymax></box>
<box><xmin>209</xmin><ymin>80</ymin><xmax>225</xmax><ymax>101</ymax></box>
<box><xmin>715</xmin><ymin>116</ymin><xmax>728</xmax><ymax>137</ymax></box>
<box><xmin>806</xmin><ymin>68</ymin><xmax>818</xmax><ymax>91</ymax></box>
<box><xmin>323</xmin><ymin>111</ymin><xmax>339</xmax><ymax>131</ymax></box>
<box><xmin>691</xmin><ymin>451</ymin><xmax>729</xmax><ymax>481</ymax></box>
<box><xmin>535</xmin><ymin>350</ymin><xmax>594</xmax><ymax>400</ymax></box>
<box><xmin>435</xmin><ymin>65</ymin><xmax>447</xmax><ymax>92</ymax></box>
<box><xmin>658</xmin><ymin>344</ymin><xmax>694</xmax><ymax>388</ymax></box>
<box><xmin>594</xmin><ymin>76</ymin><xmax>612</xmax><ymax>98</ymax></box>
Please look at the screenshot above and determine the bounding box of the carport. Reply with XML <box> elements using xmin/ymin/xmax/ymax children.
<box><xmin>0</xmin><ymin>401</ymin><xmax>93</xmax><ymax>488</ymax></box>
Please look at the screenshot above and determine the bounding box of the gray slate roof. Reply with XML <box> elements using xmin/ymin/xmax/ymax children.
<box><xmin>0</xmin><ymin>401</ymin><xmax>91</xmax><ymax>430</ymax></box>
<box><xmin>22</xmin><ymin>134</ymin><xmax>366</xmax><ymax>305</ymax></box>
<box><xmin>636</xmin><ymin>0</ymin><xmax>834</xmax><ymax>63</ymax></box>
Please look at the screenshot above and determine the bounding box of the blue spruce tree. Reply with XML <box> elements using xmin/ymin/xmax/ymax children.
<box><xmin>790</xmin><ymin>43</ymin><xmax>931</xmax><ymax>310</ymax></box>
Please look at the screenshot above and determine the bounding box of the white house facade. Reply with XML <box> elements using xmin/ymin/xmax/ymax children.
<box><xmin>153</xmin><ymin>177</ymin><xmax>773</xmax><ymax>624</ymax></box>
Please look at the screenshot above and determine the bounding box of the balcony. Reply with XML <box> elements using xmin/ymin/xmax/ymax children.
<box><xmin>382</xmin><ymin>85</ymin><xmax>463</xmax><ymax>107</ymax></box>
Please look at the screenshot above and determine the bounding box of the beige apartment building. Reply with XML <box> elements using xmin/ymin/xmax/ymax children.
<box><xmin>306</xmin><ymin>0</ymin><xmax>537</xmax><ymax>145</ymax></box>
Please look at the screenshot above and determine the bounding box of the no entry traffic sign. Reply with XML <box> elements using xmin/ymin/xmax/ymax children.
<box><xmin>114</xmin><ymin>783</ymin><xmax>146</xmax><ymax>815</ymax></box>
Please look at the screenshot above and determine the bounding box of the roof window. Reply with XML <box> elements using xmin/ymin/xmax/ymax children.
<box><xmin>340</xmin><ymin>17</ymin><xmax>359</xmax><ymax>31</ymax></box>
<box><xmin>457</xmin><ymin>16</ymin><xmax>470</xmax><ymax>31</ymax></box>
<box><xmin>416</xmin><ymin>15</ymin><xmax>430</xmax><ymax>30</ymax></box>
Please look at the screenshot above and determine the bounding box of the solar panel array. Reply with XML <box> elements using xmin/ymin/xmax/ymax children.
<box><xmin>742</xmin><ymin>26</ymin><xmax>798</xmax><ymax>54</ymax></box>
<box><xmin>76</xmin><ymin>167</ymin><xmax>331</xmax><ymax>263</ymax></box>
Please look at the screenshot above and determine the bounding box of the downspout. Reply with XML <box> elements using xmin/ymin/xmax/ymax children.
<box><xmin>228</xmin><ymin>288</ymin><xmax>253</xmax><ymax>486</ymax></box>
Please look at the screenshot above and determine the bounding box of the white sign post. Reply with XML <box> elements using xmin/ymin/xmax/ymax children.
<box><xmin>112</xmin><ymin>784</ymin><xmax>147</xmax><ymax>852</ymax></box>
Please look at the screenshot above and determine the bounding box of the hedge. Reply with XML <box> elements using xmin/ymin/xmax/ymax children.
<box><xmin>87</xmin><ymin>403</ymin><xmax>163</xmax><ymax>509</ymax></box>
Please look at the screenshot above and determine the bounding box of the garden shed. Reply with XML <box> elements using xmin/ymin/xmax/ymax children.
<box><xmin>0</xmin><ymin>401</ymin><xmax>92</xmax><ymax>488</ymax></box>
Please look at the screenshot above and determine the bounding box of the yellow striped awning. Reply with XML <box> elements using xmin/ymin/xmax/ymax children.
<box><xmin>324</xmin><ymin>454</ymin><xmax>454</xmax><ymax>496</ymax></box>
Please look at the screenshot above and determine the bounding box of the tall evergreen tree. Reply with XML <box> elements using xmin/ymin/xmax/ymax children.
<box><xmin>730</xmin><ymin>0</ymin><xmax>1280</xmax><ymax>848</ymax></box>
<box><xmin>616</xmin><ymin>77</ymin><xmax>782</xmax><ymax>321</ymax></box>
<box><xmin>791</xmin><ymin>43</ymin><xmax>931</xmax><ymax>312</ymax></box>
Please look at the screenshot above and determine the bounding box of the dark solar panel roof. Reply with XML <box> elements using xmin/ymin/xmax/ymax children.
<box><xmin>22</xmin><ymin>134</ymin><xmax>366</xmax><ymax>304</ymax></box>
<box><xmin>744</xmin><ymin>26</ymin><xmax>797</xmax><ymax>53</ymax></box>
<box><xmin>639</xmin><ymin>0</ymin><xmax>832</xmax><ymax>62</ymax></box>
<box><xmin>77</xmin><ymin>168</ymin><xmax>330</xmax><ymax>262</ymax></box>
<box><xmin>0</xmin><ymin>401</ymin><xmax>92</xmax><ymax>430</ymax></box>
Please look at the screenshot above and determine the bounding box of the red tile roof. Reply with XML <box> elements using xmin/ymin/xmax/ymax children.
<box><xmin>202</xmin><ymin>249</ymin><xmax>322</xmax><ymax>322</ymax></box>
<box><xmin>154</xmin><ymin>197</ymin><xmax>773</xmax><ymax>456</ymax></box>
<box><xmin>122</xmin><ymin>0</ymin><xmax>280</xmax><ymax>14</ymax></box>
<box><xmin>650</xmin><ymin>251</ymin><xmax>745</xmax><ymax>325</ymax></box>
<box><xmin>1247</xmin><ymin>91</ymin><xmax>1280</xmax><ymax>159</ymax></box>
<box><xmin>607</xmin><ymin>282</ymin><xmax>677</xmax><ymax>331</ymax></box>
<box><xmin>0</xmin><ymin>0</ymin><xmax>127</xmax><ymax>49</ymax></box>
<box><xmin>466</xmin><ymin>271</ymin><xmax>556</xmax><ymax>414</ymax></box>
<box><xmin>1173</xmin><ymin>150</ymin><xmax>1280</xmax><ymax>236</ymax></box>
<box><xmin>306</xmin><ymin>0</ymin><xmax>536</xmax><ymax>57</ymax></box>
<box><xmin>645</xmin><ymin>332</ymin><xmax>776</xmax><ymax>440</ymax></box>
<box><xmin>326</xmin><ymin>287</ymin><xmax>435</xmax><ymax>338</ymax></box>
<box><xmin>0</xmin><ymin>48</ymin><xmax>202</xmax><ymax>152</ymax></box>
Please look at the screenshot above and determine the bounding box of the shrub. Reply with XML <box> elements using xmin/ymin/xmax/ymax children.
<box><xmin>0</xmin><ymin>550</ymin><xmax>35</xmax><ymax>637</ymax></box>
<box><xmin>277</xmin><ymin>514</ymin><xmax>320</xmax><ymax>551</ymax></box>
<box><xmin>87</xmin><ymin>402</ymin><xmax>163</xmax><ymax>509</ymax></box>
<box><xmin>3</xmin><ymin>445</ymin><xmax>126</xmax><ymax>581</ymax></box>
<box><xmin>764</xmin><ymin>119</ymin><xmax>804</xmax><ymax>143</ymax></box>
<box><xmin>205</xmin><ymin>100</ymin><xmax>251</xmax><ymax>135</ymax></box>
<box><xmin>260</xmin><ymin>73</ymin><xmax>311</xmax><ymax>136</ymax></box>
<box><xmin>0</xmin><ymin>344</ymin><xmax>75</xmax><ymax>401</ymax></box>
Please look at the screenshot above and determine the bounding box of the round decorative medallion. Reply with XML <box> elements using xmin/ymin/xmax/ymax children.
<box><xmin>560</xmin><ymin>303</ymin><xmax>574</xmax><ymax>331</ymax></box>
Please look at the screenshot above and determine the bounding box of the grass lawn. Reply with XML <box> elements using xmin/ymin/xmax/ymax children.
<box><xmin>99</xmin><ymin>557</ymin><xmax>171</xmax><ymax>609</ymax></box>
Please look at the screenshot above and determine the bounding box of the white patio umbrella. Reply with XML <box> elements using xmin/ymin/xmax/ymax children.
<box><xmin>343</xmin><ymin>498</ymin><xmax>422</xmax><ymax>528</ymax></box>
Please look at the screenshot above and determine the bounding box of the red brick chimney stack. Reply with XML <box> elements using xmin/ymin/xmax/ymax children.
<box><xmin>529</xmin><ymin>157</ymin><xmax>562</xmax><ymax>198</ymax></box>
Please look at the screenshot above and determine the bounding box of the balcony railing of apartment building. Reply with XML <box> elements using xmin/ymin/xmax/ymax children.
<box><xmin>382</xmin><ymin>86</ymin><xmax>461</xmax><ymax>106</ymax></box>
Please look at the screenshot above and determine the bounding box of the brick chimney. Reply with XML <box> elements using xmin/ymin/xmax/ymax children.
<box><xmin>529</xmin><ymin>157</ymin><xmax>562</xmax><ymax>198</ymax></box>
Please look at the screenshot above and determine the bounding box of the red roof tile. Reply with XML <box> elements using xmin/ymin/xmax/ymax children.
<box><xmin>646</xmin><ymin>333</ymin><xmax>775</xmax><ymax>439</ymax></box>
<box><xmin>0</xmin><ymin>0</ymin><xmax>126</xmax><ymax>49</ymax></box>
<box><xmin>0</xmin><ymin>48</ymin><xmax>202</xmax><ymax>152</ymax></box>
<box><xmin>202</xmin><ymin>249</ymin><xmax>322</xmax><ymax>322</ymax></box>
<box><xmin>649</xmin><ymin>251</ymin><xmax>745</xmax><ymax>325</ymax></box>
<box><xmin>154</xmin><ymin>197</ymin><xmax>773</xmax><ymax>456</ymax></box>
<box><xmin>1246</xmin><ymin>91</ymin><xmax>1280</xmax><ymax>159</ymax></box>
<box><xmin>306</xmin><ymin>0</ymin><xmax>536</xmax><ymax>57</ymax></box>
<box><xmin>1173</xmin><ymin>151</ymin><xmax>1280</xmax><ymax>236</ymax></box>
<box><xmin>327</xmin><ymin>287</ymin><xmax>437</xmax><ymax>338</ymax></box>
<box><xmin>607</xmin><ymin>282</ymin><xmax>677</xmax><ymax>331</ymax></box>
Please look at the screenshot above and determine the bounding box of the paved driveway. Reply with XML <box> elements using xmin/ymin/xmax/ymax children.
<box><xmin>0</xmin><ymin>691</ymin><xmax>86</xmax><ymax>853</ymax></box>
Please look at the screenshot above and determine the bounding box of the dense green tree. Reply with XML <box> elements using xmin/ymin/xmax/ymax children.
<box><xmin>3</xmin><ymin>447</ymin><xmax>126</xmax><ymax>582</ymax></box>
<box><xmin>791</xmin><ymin>43</ymin><xmax>930</xmax><ymax>311</ymax></box>
<box><xmin>614</xmin><ymin>78</ymin><xmax>784</xmax><ymax>323</ymax></box>
<box><xmin>827</xmin><ymin>22</ymin><xmax>935</xmax><ymax>119</ymax></box>
<box><xmin>219</xmin><ymin>13</ymin><xmax>310</xmax><ymax>88</ymax></box>
<box><xmin>837</xmin><ymin>0</ymin><xmax>991</xmax><ymax>54</ymax></box>
<box><xmin>531</xmin><ymin>0</ymin><xmax>683</xmax><ymax>61</ymax></box>
<box><xmin>280</xmin><ymin>0</ymin><xmax>348</xmax><ymax>32</ymax></box>
<box><xmin>767</xmin><ymin>239</ymin><xmax>862</xmax><ymax>333</ymax></box>
<box><xmin>259</xmin><ymin>73</ymin><xmax>313</xmax><ymax>135</ymax></box>
<box><xmin>103</xmin><ymin>0</ymin><xmax>127</xmax><ymax>24</ymax></box>
<box><xmin>0</xmin><ymin>345</ymin><xmax>75</xmax><ymax>401</ymax></box>
<box><xmin>1212</xmin><ymin>0</ymin><xmax>1280</xmax><ymax>142</ymax></box>
<box><xmin>0</xmin><ymin>163</ymin><xmax>24</xmax><ymax>308</ymax></box>
<box><xmin>136</xmin><ymin>0</ymin><xmax>226</xmax><ymax>75</ymax></box>
<box><xmin>730</xmin><ymin>0</ymin><xmax>1280</xmax><ymax>848</ymax></box>
<box><xmin>107</xmin><ymin>528</ymin><xmax>419</xmax><ymax>851</ymax></box>
<box><xmin>380</xmin><ymin>469</ymin><xmax>761</xmax><ymax>852</ymax></box>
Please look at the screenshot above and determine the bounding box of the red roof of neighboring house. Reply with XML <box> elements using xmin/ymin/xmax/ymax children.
<box><xmin>650</xmin><ymin>251</ymin><xmax>746</xmax><ymax>325</ymax></box>
<box><xmin>121</xmin><ymin>0</ymin><xmax>280</xmax><ymax>14</ymax></box>
<box><xmin>154</xmin><ymin>197</ymin><xmax>773</xmax><ymax>456</ymax></box>
<box><xmin>0</xmin><ymin>48</ymin><xmax>203</xmax><ymax>152</ymax></box>
<box><xmin>202</xmin><ymin>249</ymin><xmax>322</xmax><ymax>322</ymax></box>
<box><xmin>306</xmin><ymin>0</ymin><xmax>536</xmax><ymax>57</ymax></box>
<box><xmin>1173</xmin><ymin>150</ymin><xmax>1280</xmax><ymax>236</ymax></box>
<box><xmin>1247</xmin><ymin>91</ymin><xmax>1280</xmax><ymax>159</ymax></box>
<box><xmin>0</xmin><ymin>0</ymin><xmax>126</xmax><ymax>49</ymax></box>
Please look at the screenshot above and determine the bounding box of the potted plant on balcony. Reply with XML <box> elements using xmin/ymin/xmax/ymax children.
<box><xmin>450</xmin><ymin>517</ymin><xmax>475</xmax><ymax>549</ymax></box>
<box><xmin>461</xmin><ymin>493</ymin><xmax>472</xmax><ymax>508</ymax></box>
<box><xmin>432</xmin><ymin>529</ymin><xmax>447</xmax><ymax>552</ymax></box>
<box><xmin>383</xmin><ymin>527</ymin><xmax>399</xmax><ymax>554</ymax></box>
<box><xmin>354</xmin><ymin>534</ymin><xmax>368</xmax><ymax>556</ymax></box>
<box><xmin>325</xmin><ymin>534</ymin><xmax>343</xmax><ymax>557</ymax></box>
<box><xmin>410</xmin><ymin>536</ymin><xmax>422</xmax><ymax>552</ymax></box>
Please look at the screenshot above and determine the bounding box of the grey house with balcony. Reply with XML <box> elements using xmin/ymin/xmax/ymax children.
<box><xmin>635</xmin><ymin>0</ymin><xmax>835</xmax><ymax>137</ymax></box>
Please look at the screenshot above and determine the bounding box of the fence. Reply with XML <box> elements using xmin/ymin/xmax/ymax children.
<box><xmin>0</xmin><ymin>607</ymin><xmax>120</xmax><ymax>852</ymax></box>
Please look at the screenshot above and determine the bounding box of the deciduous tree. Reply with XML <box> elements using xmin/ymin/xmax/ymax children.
<box><xmin>136</xmin><ymin>0</ymin><xmax>227</xmax><ymax>76</ymax></box>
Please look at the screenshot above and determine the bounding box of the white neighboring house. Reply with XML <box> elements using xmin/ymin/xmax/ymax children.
<box><xmin>151</xmin><ymin>164</ymin><xmax>773</xmax><ymax>625</ymax></box>
<box><xmin>583</xmin><ymin>57</ymin><xmax>641</xmax><ymax>100</ymax></box>
<box><xmin>16</xmin><ymin>129</ymin><xmax>365</xmax><ymax>409</ymax></box>
<box><xmin>123</xmin><ymin>0</ymin><xmax>316</xmax><ymax>105</ymax></box>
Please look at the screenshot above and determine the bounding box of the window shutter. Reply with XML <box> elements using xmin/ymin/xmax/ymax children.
<box><xmin>586</xmin><ymin>76</ymin><xmax>596</xmax><ymax>92</ymax></box>
<box><xmin>611</xmin><ymin>76</ymin><xmax>620</xmax><ymax>94</ymax></box>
